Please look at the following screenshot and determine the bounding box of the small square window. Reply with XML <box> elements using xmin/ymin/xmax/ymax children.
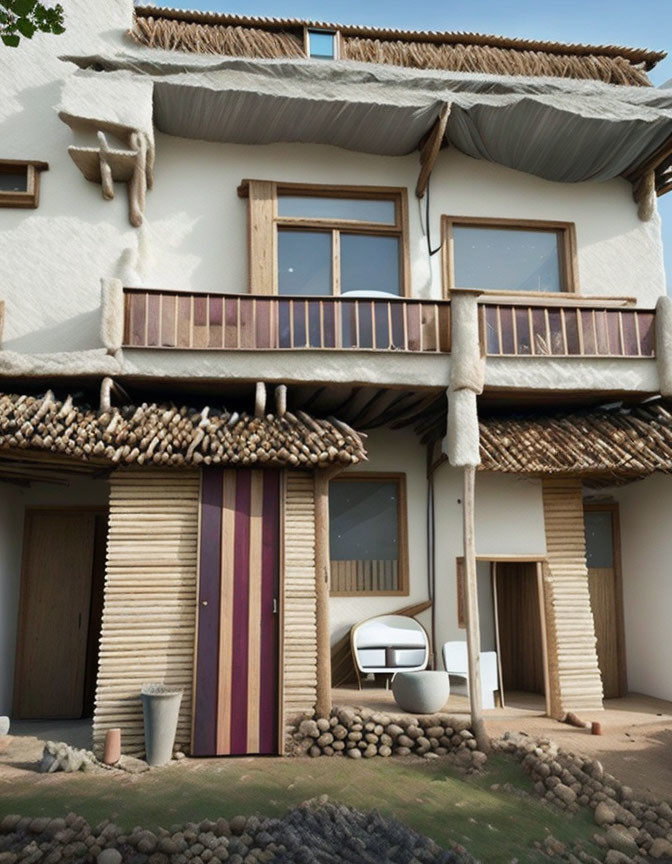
<box><xmin>0</xmin><ymin>160</ymin><xmax>48</xmax><ymax>209</ymax></box>
<box><xmin>307</xmin><ymin>29</ymin><xmax>336</xmax><ymax>59</ymax></box>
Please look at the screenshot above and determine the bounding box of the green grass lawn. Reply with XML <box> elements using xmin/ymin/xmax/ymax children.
<box><xmin>0</xmin><ymin>753</ymin><xmax>603</xmax><ymax>863</ymax></box>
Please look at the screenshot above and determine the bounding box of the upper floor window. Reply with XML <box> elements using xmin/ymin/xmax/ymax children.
<box><xmin>0</xmin><ymin>159</ymin><xmax>48</xmax><ymax>209</ymax></box>
<box><xmin>442</xmin><ymin>216</ymin><xmax>578</xmax><ymax>295</ymax></box>
<box><xmin>306</xmin><ymin>28</ymin><xmax>337</xmax><ymax>59</ymax></box>
<box><xmin>239</xmin><ymin>180</ymin><xmax>410</xmax><ymax>297</ymax></box>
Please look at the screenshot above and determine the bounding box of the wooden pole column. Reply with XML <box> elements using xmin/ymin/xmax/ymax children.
<box><xmin>313</xmin><ymin>469</ymin><xmax>336</xmax><ymax>718</ymax></box>
<box><xmin>462</xmin><ymin>465</ymin><xmax>490</xmax><ymax>752</ymax></box>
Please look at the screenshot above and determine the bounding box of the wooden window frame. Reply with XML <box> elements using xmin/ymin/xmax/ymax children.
<box><xmin>441</xmin><ymin>215</ymin><xmax>579</xmax><ymax>298</ymax></box>
<box><xmin>303</xmin><ymin>27</ymin><xmax>341</xmax><ymax>60</ymax></box>
<box><xmin>329</xmin><ymin>472</ymin><xmax>409</xmax><ymax>597</ymax></box>
<box><xmin>0</xmin><ymin>159</ymin><xmax>48</xmax><ymax>209</ymax></box>
<box><xmin>238</xmin><ymin>180</ymin><xmax>411</xmax><ymax>297</ymax></box>
<box><xmin>583</xmin><ymin>501</ymin><xmax>627</xmax><ymax>696</ymax></box>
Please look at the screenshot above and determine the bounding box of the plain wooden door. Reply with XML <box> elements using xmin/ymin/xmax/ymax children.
<box><xmin>495</xmin><ymin>562</ymin><xmax>545</xmax><ymax>695</ymax></box>
<box><xmin>584</xmin><ymin>505</ymin><xmax>625</xmax><ymax>698</ymax></box>
<box><xmin>14</xmin><ymin>510</ymin><xmax>96</xmax><ymax>719</ymax></box>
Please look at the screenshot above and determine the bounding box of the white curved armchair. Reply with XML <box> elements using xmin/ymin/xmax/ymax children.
<box><xmin>351</xmin><ymin>615</ymin><xmax>429</xmax><ymax>685</ymax></box>
<box><xmin>442</xmin><ymin>641</ymin><xmax>499</xmax><ymax>709</ymax></box>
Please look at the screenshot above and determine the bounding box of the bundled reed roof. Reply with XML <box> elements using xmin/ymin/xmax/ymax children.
<box><xmin>0</xmin><ymin>392</ymin><xmax>366</xmax><ymax>469</ymax></box>
<box><xmin>132</xmin><ymin>6</ymin><xmax>664</xmax><ymax>86</ymax></box>
<box><xmin>479</xmin><ymin>400</ymin><xmax>672</xmax><ymax>480</ymax></box>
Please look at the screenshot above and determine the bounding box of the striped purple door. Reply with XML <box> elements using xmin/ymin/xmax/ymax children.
<box><xmin>193</xmin><ymin>468</ymin><xmax>280</xmax><ymax>757</ymax></box>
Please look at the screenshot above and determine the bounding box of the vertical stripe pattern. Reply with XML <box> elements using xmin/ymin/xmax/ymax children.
<box><xmin>193</xmin><ymin>468</ymin><xmax>280</xmax><ymax>756</ymax></box>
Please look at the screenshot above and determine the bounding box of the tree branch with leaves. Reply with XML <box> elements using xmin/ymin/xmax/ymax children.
<box><xmin>1</xmin><ymin>0</ymin><xmax>65</xmax><ymax>47</ymax></box>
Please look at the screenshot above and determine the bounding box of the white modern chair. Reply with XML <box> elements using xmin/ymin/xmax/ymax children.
<box><xmin>351</xmin><ymin>615</ymin><xmax>429</xmax><ymax>687</ymax></box>
<box><xmin>442</xmin><ymin>641</ymin><xmax>499</xmax><ymax>709</ymax></box>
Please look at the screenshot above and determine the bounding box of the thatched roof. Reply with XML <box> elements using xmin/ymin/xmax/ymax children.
<box><xmin>132</xmin><ymin>6</ymin><xmax>665</xmax><ymax>86</ymax></box>
<box><xmin>0</xmin><ymin>392</ymin><xmax>366</xmax><ymax>470</ymax></box>
<box><xmin>479</xmin><ymin>400</ymin><xmax>672</xmax><ymax>482</ymax></box>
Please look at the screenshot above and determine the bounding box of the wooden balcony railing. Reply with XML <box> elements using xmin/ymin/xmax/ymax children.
<box><xmin>480</xmin><ymin>300</ymin><xmax>655</xmax><ymax>358</ymax></box>
<box><xmin>123</xmin><ymin>289</ymin><xmax>451</xmax><ymax>353</ymax></box>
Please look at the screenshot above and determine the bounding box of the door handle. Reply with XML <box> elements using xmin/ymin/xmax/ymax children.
<box><xmin>272</xmin><ymin>598</ymin><xmax>278</xmax><ymax>615</ymax></box>
<box><xmin>201</xmin><ymin>600</ymin><xmax>208</xmax><ymax>607</ymax></box>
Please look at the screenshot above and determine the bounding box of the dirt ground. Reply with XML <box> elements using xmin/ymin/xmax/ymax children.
<box><xmin>333</xmin><ymin>686</ymin><xmax>672</xmax><ymax>801</ymax></box>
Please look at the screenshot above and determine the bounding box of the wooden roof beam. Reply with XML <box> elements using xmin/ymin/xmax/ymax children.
<box><xmin>415</xmin><ymin>103</ymin><xmax>450</xmax><ymax>199</ymax></box>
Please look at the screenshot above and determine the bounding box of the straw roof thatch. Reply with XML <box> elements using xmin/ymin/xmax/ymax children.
<box><xmin>479</xmin><ymin>400</ymin><xmax>672</xmax><ymax>482</ymax></box>
<box><xmin>0</xmin><ymin>392</ymin><xmax>366</xmax><ymax>470</ymax></box>
<box><xmin>131</xmin><ymin>6</ymin><xmax>665</xmax><ymax>86</ymax></box>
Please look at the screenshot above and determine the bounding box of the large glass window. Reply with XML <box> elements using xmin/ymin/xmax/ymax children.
<box><xmin>276</xmin><ymin>189</ymin><xmax>406</xmax><ymax>297</ymax></box>
<box><xmin>443</xmin><ymin>217</ymin><xmax>576</xmax><ymax>294</ymax></box>
<box><xmin>329</xmin><ymin>475</ymin><xmax>408</xmax><ymax>595</ymax></box>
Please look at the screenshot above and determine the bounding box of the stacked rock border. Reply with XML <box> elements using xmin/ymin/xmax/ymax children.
<box><xmin>497</xmin><ymin>731</ymin><xmax>672</xmax><ymax>863</ymax></box>
<box><xmin>288</xmin><ymin>706</ymin><xmax>488</xmax><ymax>770</ymax></box>
<box><xmin>0</xmin><ymin>800</ymin><xmax>470</xmax><ymax>864</ymax></box>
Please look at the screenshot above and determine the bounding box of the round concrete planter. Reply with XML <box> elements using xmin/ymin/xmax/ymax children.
<box><xmin>391</xmin><ymin>671</ymin><xmax>450</xmax><ymax>714</ymax></box>
<box><xmin>141</xmin><ymin>684</ymin><xmax>183</xmax><ymax>766</ymax></box>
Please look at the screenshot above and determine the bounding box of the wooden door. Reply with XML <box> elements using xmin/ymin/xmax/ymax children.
<box><xmin>14</xmin><ymin>510</ymin><xmax>96</xmax><ymax>719</ymax></box>
<box><xmin>584</xmin><ymin>504</ymin><xmax>626</xmax><ymax>698</ymax></box>
<box><xmin>193</xmin><ymin>469</ymin><xmax>280</xmax><ymax>757</ymax></box>
<box><xmin>495</xmin><ymin>562</ymin><xmax>545</xmax><ymax>695</ymax></box>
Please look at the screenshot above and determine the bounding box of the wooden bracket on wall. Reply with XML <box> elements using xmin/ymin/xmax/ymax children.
<box><xmin>254</xmin><ymin>381</ymin><xmax>267</xmax><ymax>419</ymax></box>
<box><xmin>624</xmin><ymin>130</ymin><xmax>672</xmax><ymax>219</ymax></box>
<box><xmin>68</xmin><ymin>128</ymin><xmax>153</xmax><ymax>228</ymax></box>
<box><xmin>416</xmin><ymin>103</ymin><xmax>450</xmax><ymax>199</ymax></box>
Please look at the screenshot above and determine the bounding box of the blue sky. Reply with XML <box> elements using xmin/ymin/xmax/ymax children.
<box><xmin>169</xmin><ymin>0</ymin><xmax>672</xmax><ymax>290</ymax></box>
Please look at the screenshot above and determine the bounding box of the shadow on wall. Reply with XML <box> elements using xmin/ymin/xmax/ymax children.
<box><xmin>2</xmin><ymin>308</ymin><xmax>102</xmax><ymax>354</ymax></box>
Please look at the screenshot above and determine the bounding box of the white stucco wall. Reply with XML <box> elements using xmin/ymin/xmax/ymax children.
<box><xmin>610</xmin><ymin>474</ymin><xmax>672</xmax><ymax>701</ymax></box>
<box><xmin>0</xmin><ymin>475</ymin><xmax>109</xmax><ymax>716</ymax></box>
<box><xmin>1</xmin><ymin>9</ymin><xmax>666</xmax><ymax>360</ymax></box>
<box><xmin>432</xmin><ymin>469</ymin><xmax>547</xmax><ymax>657</ymax></box>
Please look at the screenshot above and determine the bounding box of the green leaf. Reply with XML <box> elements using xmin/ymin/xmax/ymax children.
<box><xmin>11</xmin><ymin>0</ymin><xmax>36</xmax><ymax>16</ymax></box>
<box><xmin>1</xmin><ymin>33</ymin><xmax>20</xmax><ymax>46</ymax></box>
<box><xmin>15</xmin><ymin>15</ymin><xmax>35</xmax><ymax>36</ymax></box>
<box><xmin>50</xmin><ymin>21</ymin><xmax>64</xmax><ymax>33</ymax></box>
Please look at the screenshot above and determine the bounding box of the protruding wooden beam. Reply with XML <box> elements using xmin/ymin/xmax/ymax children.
<box><xmin>275</xmin><ymin>384</ymin><xmax>287</xmax><ymax>418</ymax></box>
<box><xmin>416</xmin><ymin>102</ymin><xmax>450</xmax><ymax>199</ymax></box>
<box><xmin>254</xmin><ymin>381</ymin><xmax>267</xmax><ymax>419</ymax></box>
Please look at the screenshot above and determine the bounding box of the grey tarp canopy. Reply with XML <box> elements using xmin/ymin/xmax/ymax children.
<box><xmin>61</xmin><ymin>49</ymin><xmax>672</xmax><ymax>182</ymax></box>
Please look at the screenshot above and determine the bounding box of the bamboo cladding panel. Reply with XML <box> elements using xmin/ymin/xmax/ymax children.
<box><xmin>541</xmin><ymin>478</ymin><xmax>604</xmax><ymax>717</ymax></box>
<box><xmin>123</xmin><ymin>289</ymin><xmax>451</xmax><ymax>353</ymax></box>
<box><xmin>282</xmin><ymin>472</ymin><xmax>318</xmax><ymax>747</ymax></box>
<box><xmin>481</xmin><ymin>303</ymin><xmax>655</xmax><ymax>358</ymax></box>
<box><xmin>92</xmin><ymin>469</ymin><xmax>200</xmax><ymax>757</ymax></box>
<box><xmin>192</xmin><ymin>469</ymin><xmax>280</xmax><ymax>757</ymax></box>
<box><xmin>330</xmin><ymin>560</ymin><xmax>399</xmax><ymax>593</ymax></box>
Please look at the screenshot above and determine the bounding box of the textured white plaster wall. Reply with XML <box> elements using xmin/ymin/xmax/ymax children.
<box><xmin>610</xmin><ymin>475</ymin><xmax>672</xmax><ymax>700</ymax></box>
<box><xmin>0</xmin><ymin>0</ymin><xmax>137</xmax><ymax>355</ymax></box>
<box><xmin>0</xmin><ymin>475</ymin><xmax>109</xmax><ymax>716</ymax></box>
<box><xmin>432</xmin><ymin>470</ymin><xmax>547</xmax><ymax>662</ymax></box>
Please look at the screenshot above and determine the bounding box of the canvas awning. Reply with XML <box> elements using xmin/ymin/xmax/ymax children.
<box><xmin>60</xmin><ymin>53</ymin><xmax>672</xmax><ymax>185</ymax></box>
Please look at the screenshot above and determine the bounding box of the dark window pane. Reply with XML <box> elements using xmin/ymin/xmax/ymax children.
<box><xmin>0</xmin><ymin>170</ymin><xmax>27</xmax><ymax>192</ymax></box>
<box><xmin>278</xmin><ymin>230</ymin><xmax>332</xmax><ymax>296</ymax></box>
<box><xmin>584</xmin><ymin>510</ymin><xmax>613</xmax><ymax>568</ymax></box>
<box><xmin>278</xmin><ymin>196</ymin><xmax>395</xmax><ymax>224</ymax></box>
<box><xmin>308</xmin><ymin>30</ymin><xmax>335</xmax><ymax>58</ymax></box>
<box><xmin>340</xmin><ymin>234</ymin><xmax>400</xmax><ymax>295</ymax></box>
<box><xmin>329</xmin><ymin>481</ymin><xmax>399</xmax><ymax>561</ymax></box>
<box><xmin>453</xmin><ymin>226</ymin><xmax>563</xmax><ymax>293</ymax></box>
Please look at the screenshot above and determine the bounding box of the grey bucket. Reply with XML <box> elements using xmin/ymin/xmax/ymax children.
<box><xmin>141</xmin><ymin>684</ymin><xmax>183</xmax><ymax>766</ymax></box>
